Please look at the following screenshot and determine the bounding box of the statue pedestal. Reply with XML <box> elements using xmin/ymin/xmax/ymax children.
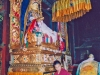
<box><xmin>8</xmin><ymin>44</ymin><xmax>62</xmax><ymax>73</ymax></box>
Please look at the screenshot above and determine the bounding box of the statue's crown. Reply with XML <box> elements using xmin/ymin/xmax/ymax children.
<box><xmin>30</xmin><ymin>0</ymin><xmax>41</xmax><ymax>4</ymax></box>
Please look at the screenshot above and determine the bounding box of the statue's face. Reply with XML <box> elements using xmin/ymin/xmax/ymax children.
<box><xmin>30</xmin><ymin>2</ymin><xmax>39</xmax><ymax>11</ymax></box>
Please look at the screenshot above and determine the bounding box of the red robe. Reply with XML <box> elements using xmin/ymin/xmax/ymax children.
<box><xmin>54</xmin><ymin>68</ymin><xmax>70</xmax><ymax>75</ymax></box>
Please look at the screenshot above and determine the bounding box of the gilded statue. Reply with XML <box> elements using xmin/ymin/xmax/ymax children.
<box><xmin>23</xmin><ymin>0</ymin><xmax>43</xmax><ymax>46</ymax></box>
<box><xmin>76</xmin><ymin>54</ymin><xmax>100</xmax><ymax>75</ymax></box>
<box><xmin>22</xmin><ymin>0</ymin><xmax>64</xmax><ymax>48</ymax></box>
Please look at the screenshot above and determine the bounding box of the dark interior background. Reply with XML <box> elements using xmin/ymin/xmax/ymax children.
<box><xmin>71</xmin><ymin>0</ymin><xmax>100</xmax><ymax>64</ymax></box>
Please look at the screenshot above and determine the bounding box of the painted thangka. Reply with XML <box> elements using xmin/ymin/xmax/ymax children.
<box><xmin>52</xmin><ymin>0</ymin><xmax>92</xmax><ymax>22</ymax></box>
<box><xmin>8</xmin><ymin>0</ymin><xmax>64</xmax><ymax>74</ymax></box>
<box><xmin>59</xmin><ymin>22</ymin><xmax>69</xmax><ymax>50</ymax></box>
<box><xmin>57</xmin><ymin>22</ymin><xmax>70</xmax><ymax>54</ymax></box>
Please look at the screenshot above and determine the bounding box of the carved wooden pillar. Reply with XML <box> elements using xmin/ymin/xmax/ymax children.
<box><xmin>67</xmin><ymin>21</ymin><xmax>76</xmax><ymax>64</ymax></box>
<box><xmin>1</xmin><ymin>0</ymin><xmax>10</xmax><ymax>75</ymax></box>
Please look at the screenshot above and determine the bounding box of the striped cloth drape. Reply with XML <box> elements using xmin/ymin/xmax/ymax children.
<box><xmin>52</xmin><ymin>0</ymin><xmax>92</xmax><ymax>22</ymax></box>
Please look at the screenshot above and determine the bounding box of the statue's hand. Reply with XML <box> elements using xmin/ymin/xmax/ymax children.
<box><xmin>30</xmin><ymin>17</ymin><xmax>35</xmax><ymax>21</ymax></box>
<box><xmin>36</xmin><ymin>17</ymin><xmax>44</xmax><ymax>22</ymax></box>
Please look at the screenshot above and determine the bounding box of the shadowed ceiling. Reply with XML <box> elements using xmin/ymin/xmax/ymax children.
<box><xmin>71</xmin><ymin>0</ymin><xmax>100</xmax><ymax>63</ymax></box>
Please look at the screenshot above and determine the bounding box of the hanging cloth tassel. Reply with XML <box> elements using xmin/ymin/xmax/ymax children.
<box><xmin>52</xmin><ymin>0</ymin><xmax>92</xmax><ymax>22</ymax></box>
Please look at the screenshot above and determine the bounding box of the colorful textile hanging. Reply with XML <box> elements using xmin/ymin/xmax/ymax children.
<box><xmin>52</xmin><ymin>0</ymin><xmax>92</xmax><ymax>22</ymax></box>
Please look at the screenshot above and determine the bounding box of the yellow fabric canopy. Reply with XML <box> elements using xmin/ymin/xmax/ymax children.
<box><xmin>52</xmin><ymin>0</ymin><xmax>92</xmax><ymax>22</ymax></box>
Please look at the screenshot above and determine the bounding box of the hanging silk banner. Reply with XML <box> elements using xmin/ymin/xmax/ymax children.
<box><xmin>52</xmin><ymin>0</ymin><xmax>92</xmax><ymax>22</ymax></box>
<box><xmin>57</xmin><ymin>22</ymin><xmax>69</xmax><ymax>52</ymax></box>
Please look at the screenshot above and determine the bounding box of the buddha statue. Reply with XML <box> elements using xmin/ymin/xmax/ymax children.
<box><xmin>76</xmin><ymin>54</ymin><xmax>100</xmax><ymax>75</ymax></box>
<box><xmin>22</xmin><ymin>0</ymin><xmax>63</xmax><ymax>47</ymax></box>
<box><xmin>23</xmin><ymin>0</ymin><xmax>43</xmax><ymax>46</ymax></box>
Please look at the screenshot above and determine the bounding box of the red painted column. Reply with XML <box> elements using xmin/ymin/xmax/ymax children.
<box><xmin>1</xmin><ymin>0</ymin><xmax>10</xmax><ymax>75</ymax></box>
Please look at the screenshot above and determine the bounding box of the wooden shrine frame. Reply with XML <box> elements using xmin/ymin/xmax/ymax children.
<box><xmin>9</xmin><ymin>0</ymin><xmax>22</xmax><ymax>49</ymax></box>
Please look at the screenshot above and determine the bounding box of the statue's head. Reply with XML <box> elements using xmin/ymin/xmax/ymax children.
<box><xmin>29</xmin><ymin>0</ymin><xmax>41</xmax><ymax>11</ymax></box>
<box><xmin>29</xmin><ymin>0</ymin><xmax>44</xmax><ymax>21</ymax></box>
<box><xmin>30</xmin><ymin>2</ymin><xmax>39</xmax><ymax>11</ymax></box>
<box><xmin>89</xmin><ymin>54</ymin><xmax>94</xmax><ymax>59</ymax></box>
